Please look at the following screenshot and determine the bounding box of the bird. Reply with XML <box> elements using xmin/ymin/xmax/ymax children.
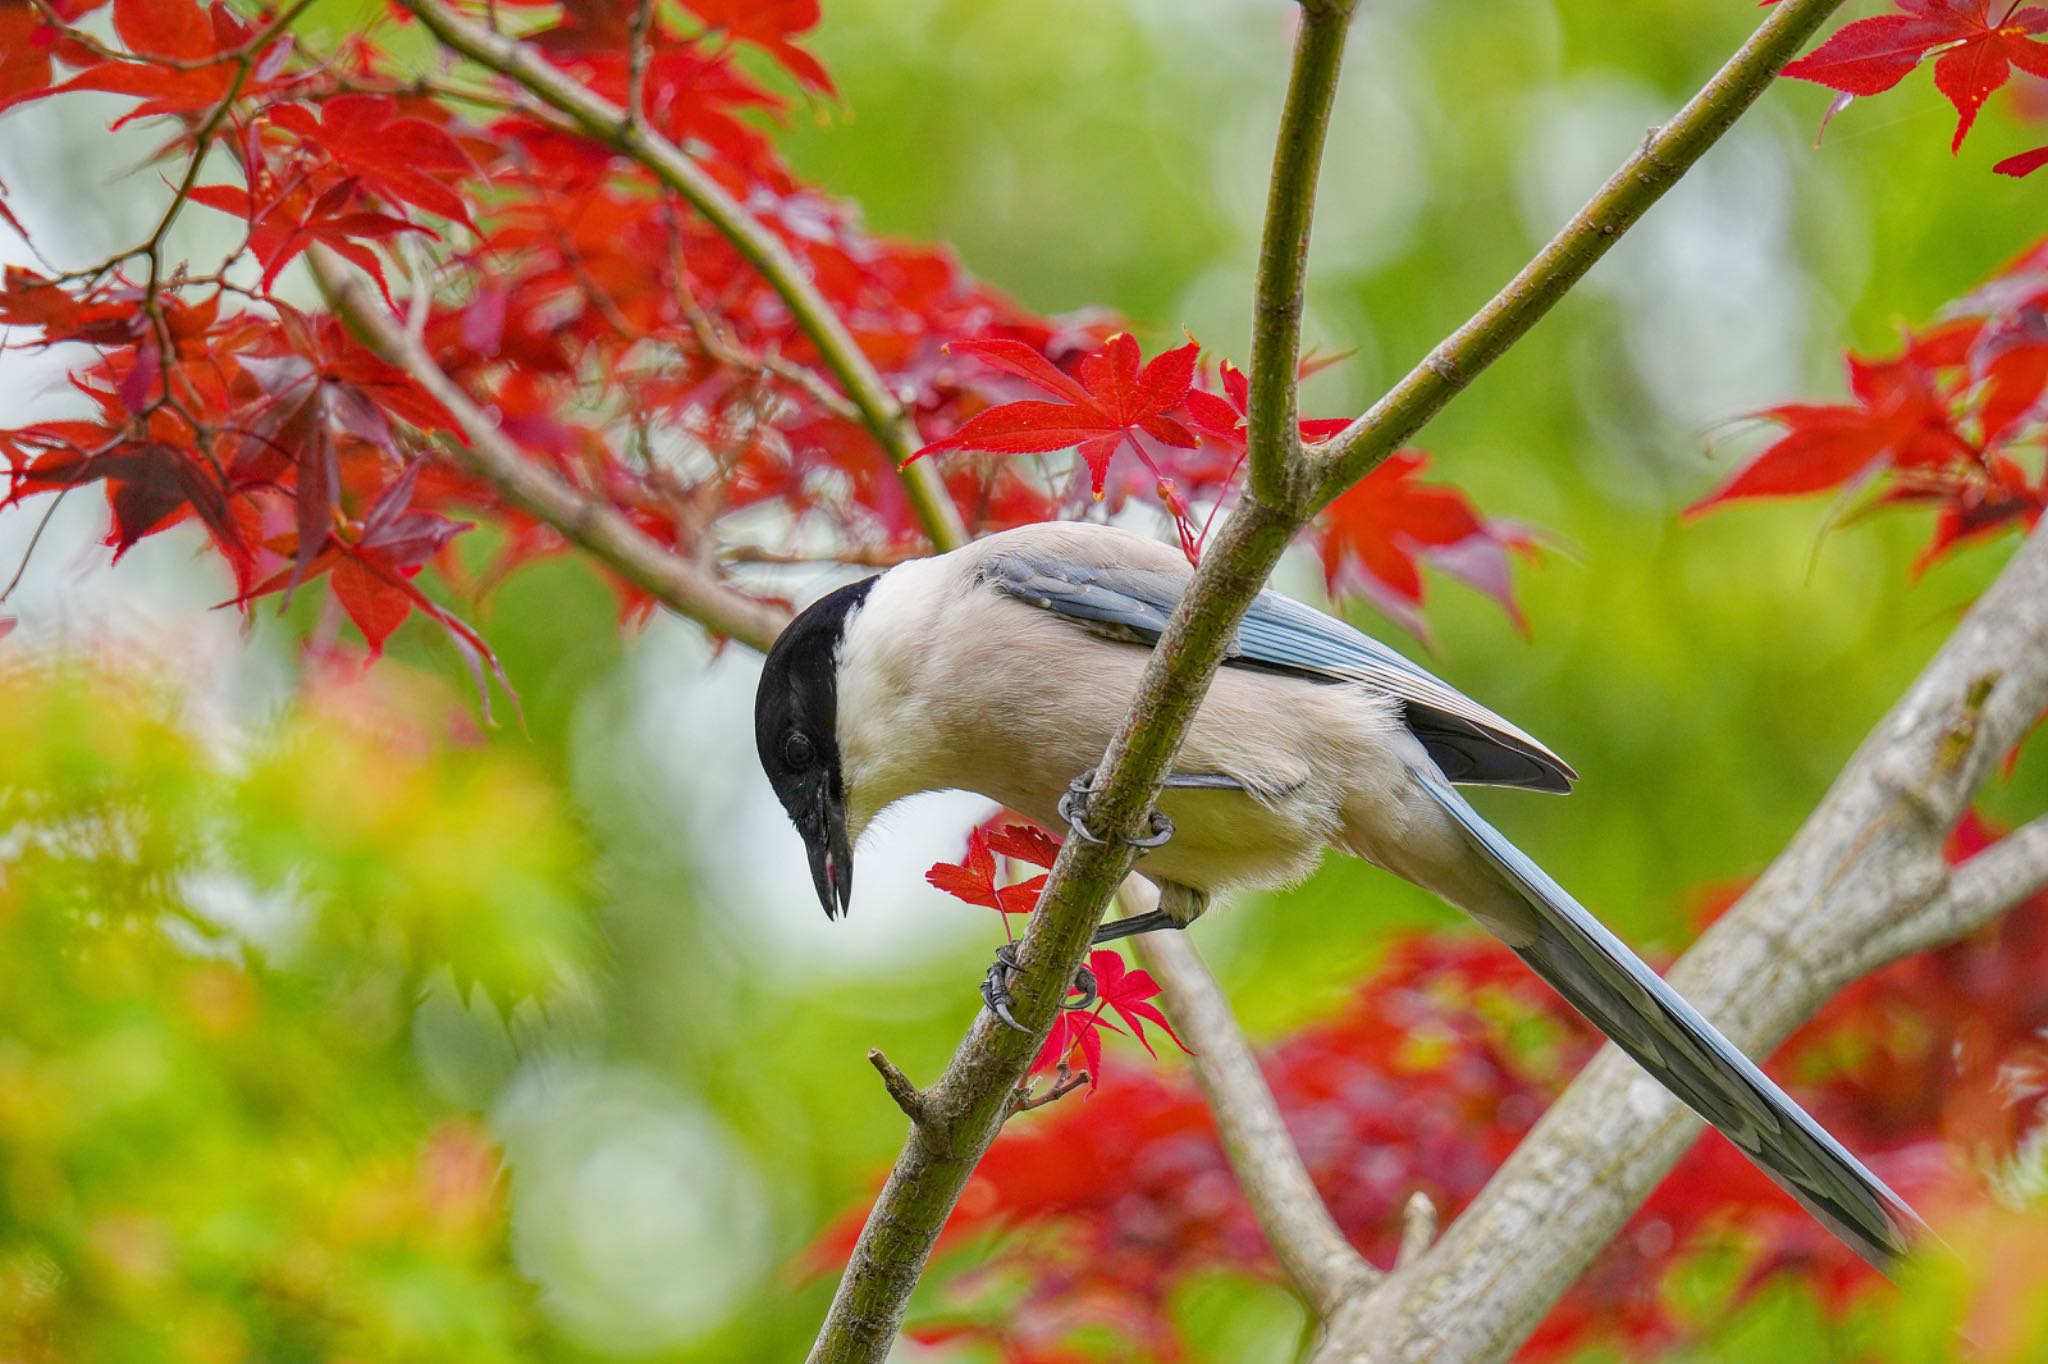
<box><xmin>752</xmin><ymin>518</ymin><xmax>1923</xmax><ymax>1270</ymax></box>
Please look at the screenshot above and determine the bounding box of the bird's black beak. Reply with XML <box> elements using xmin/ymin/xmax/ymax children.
<box><xmin>805</xmin><ymin>786</ymin><xmax>854</xmax><ymax>920</ymax></box>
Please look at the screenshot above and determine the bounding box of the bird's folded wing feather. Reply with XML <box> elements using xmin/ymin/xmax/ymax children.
<box><xmin>978</xmin><ymin>550</ymin><xmax>1576</xmax><ymax>792</ymax></box>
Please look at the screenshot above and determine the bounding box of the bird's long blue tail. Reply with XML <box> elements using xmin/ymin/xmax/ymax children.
<box><xmin>1412</xmin><ymin>771</ymin><xmax>1923</xmax><ymax>1271</ymax></box>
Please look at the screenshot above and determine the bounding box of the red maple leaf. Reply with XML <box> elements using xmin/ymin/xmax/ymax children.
<box><xmin>6</xmin><ymin>439</ymin><xmax>241</xmax><ymax>561</ymax></box>
<box><xmin>909</xmin><ymin>333</ymin><xmax>1200</xmax><ymax>499</ymax></box>
<box><xmin>1689</xmin><ymin>348</ymin><xmax>1978</xmax><ymax>512</ymax></box>
<box><xmin>0</xmin><ymin>0</ymin><xmax>283</xmax><ymax>125</ymax></box>
<box><xmin>1313</xmin><ymin>450</ymin><xmax>1534</xmax><ymax>637</ymax></box>
<box><xmin>111</xmin><ymin>0</ymin><xmax>212</xmax><ymax>60</ymax></box>
<box><xmin>0</xmin><ymin>4</ymin><xmax>58</xmax><ymax>102</ymax></box>
<box><xmin>238</xmin><ymin>461</ymin><xmax>477</xmax><ymax>661</ymax></box>
<box><xmin>925</xmin><ymin>826</ymin><xmax>1046</xmax><ymax>916</ymax></box>
<box><xmin>1089</xmin><ymin>951</ymin><xmax>1189</xmax><ymax>1060</ymax></box>
<box><xmin>985</xmin><ymin>820</ymin><xmax>1061</xmax><ymax>869</ymax></box>
<box><xmin>1030</xmin><ymin>998</ymin><xmax>1123</xmax><ymax>1088</ymax></box>
<box><xmin>681</xmin><ymin>0</ymin><xmax>835</xmax><ymax>95</ymax></box>
<box><xmin>190</xmin><ymin>177</ymin><xmax>429</xmax><ymax>301</ymax></box>
<box><xmin>1784</xmin><ymin>1</ymin><xmax>2048</xmax><ymax>152</ymax></box>
<box><xmin>265</xmin><ymin>96</ymin><xmax>477</xmax><ymax>228</ymax></box>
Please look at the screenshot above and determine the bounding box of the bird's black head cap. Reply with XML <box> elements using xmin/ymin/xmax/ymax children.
<box><xmin>754</xmin><ymin>575</ymin><xmax>877</xmax><ymax>920</ymax></box>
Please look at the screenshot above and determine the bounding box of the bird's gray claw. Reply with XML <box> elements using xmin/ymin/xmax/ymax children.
<box><xmin>980</xmin><ymin>942</ymin><xmax>1099</xmax><ymax>1031</ymax></box>
<box><xmin>1057</xmin><ymin>768</ymin><xmax>1107</xmax><ymax>844</ymax></box>
<box><xmin>982</xmin><ymin>942</ymin><xmax>1029</xmax><ymax>1032</ymax></box>
<box><xmin>1067</xmin><ymin>961</ymin><xmax>1098</xmax><ymax>1013</ymax></box>
<box><xmin>1058</xmin><ymin>767</ymin><xmax>1176</xmax><ymax>850</ymax></box>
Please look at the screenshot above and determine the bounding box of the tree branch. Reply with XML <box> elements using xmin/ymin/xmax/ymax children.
<box><xmin>1311</xmin><ymin>0</ymin><xmax>1851</xmax><ymax>502</ymax></box>
<box><xmin>1311</xmin><ymin>524</ymin><xmax>2048</xmax><ymax>1363</ymax></box>
<box><xmin>313</xmin><ymin>251</ymin><xmax>787</xmax><ymax>654</ymax></box>
<box><xmin>1244</xmin><ymin>0</ymin><xmax>1354</xmax><ymax>507</ymax></box>
<box><xmin>805</xmin><ymin>4</ymin><xmax>1366</xmax><ymax>1355</ymax></box>
<box><xmin>1845</xmin><ymin>812</ymin><xmax>2048</xmax><ymax>977</ymax></box>
<box><xmin>391</xmin><ymin>0</ymin><xmax>969</xmax><ymax>554</ymax></box>
<box><xmin>1132</xmin><ymin>892</ymin><xmax>1377</xmax><ymax>1317</ymax></box>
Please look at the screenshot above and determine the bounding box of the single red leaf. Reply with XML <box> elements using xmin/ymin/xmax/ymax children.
<box><xmin>1030</xmin><ymin>1007</ymin><xmax>1119</xmax><ymax>1087</ymax></box>
<box><xmin>1782</xmin><ymin>9</ymin><xmax>1963</xmax><ymax>95</ymax></box>
<box><xmin>1981</xmin><ymin>336</ymin><xmax>2048</xmax><ymax>442</ymax></box>
<box><xmin>0</xmin><ymin>6</ymin><xmax>55</xmax><ymax>102</ymax></box>
<box><xmin>912</xmin><ymin>334</ymin><xmax>1201</xmax><ymax>497</ymax></box>
<box><xmin>925</xmin><ymin>829</ymin><xmax>1044</xmax><ymax>913</ymax></box>
<box><xmin>1690</xmin><ymin>416</ymin><xmax>1894</xmax><ymax>508</ymax></box>
<box><xmin>266</xmin><ymin>96</ymin><xmax>478</xmax><ymax>229</ymax></box>
<box><xmin>331</xmin><ymin>551</ymin><xmax>413</xmax><ymax>657</ymax></box>
<box><xmin>986</xmin><ymin>822</ymin><xmax>1061</xmax><ymax>869</ymax></box>
<box><xmin>113</xmin><ymin>0</ymin><xmax>214</xmax><ymax>60</ymax></box>
<box><xmin>1089</xmin><ymin>949</ymin><xmax>1190</xmax><ymax>1059</ymax></box>
<box><xmin>1995</xmin><ymin>144</ymin><xmax>2048</xmax><ymax>176</ymax></box>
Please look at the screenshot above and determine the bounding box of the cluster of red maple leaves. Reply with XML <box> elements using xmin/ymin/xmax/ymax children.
<box><xmin>0</xmin><ymin>0</ymin><xmax>1534</xmax><ymax>674</ymax></box>
<box><xmin>1692</xmin><ymin>237</ymin><xmax>2047</xmax><ymax>566</ymax></box>
<box><xmin>1780</xmin><ymin>0</ymin><xmax>2048</xmax><ymax>178</ymax></box>
<box><xmin>868</xmin><ymin>815</ymin><xmax>2043</xmax><ymax>1360</ymax></box>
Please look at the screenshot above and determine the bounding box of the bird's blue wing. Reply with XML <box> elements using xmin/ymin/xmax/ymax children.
<box><xmin>978</xmin><ymin>550</ymin><xmax>1575</xmax><ymax>792</ymax></box>
<box><xmin>1413</xmin><ymin>770</ymin><xmax>1922</xmax><ymax>1270</ymax></box>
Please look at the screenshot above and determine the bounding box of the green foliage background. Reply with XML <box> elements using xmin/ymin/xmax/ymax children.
<box><xmin>1</xmin><ymin>1</ymin><xmax>2045</xmax><ymax>1360</ymax></box>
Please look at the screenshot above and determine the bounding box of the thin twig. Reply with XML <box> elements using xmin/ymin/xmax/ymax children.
<box><xmin>1012</xmin><ymin>1066</ymin><xmax>1091</xmax><ymax>1112</ymax></box>
<box><xmin>1396</xmin><ymin>1191</ymin><xmax>1437</xmax><ymax>1270</ymax></box>
<box><xmin>1846</xmin><ymin>813</ymin><xmax>2048</xmax><ymax>974</ymax></box>
<box><xmin>625</xmin><ymin>0</ymin><xmax>656</xmax><ymax>129</ymax></box>
<box><xmin>867</xmin><ymin>1050</ymin><xmax>927</xmax><ymax>1124</ymax></box>
<box><xmin>678</xmin><ymin>286</ymin><xmax>865</xmax><ymax>425</ymax></box>
<box><xmin>1135</xmin><ymin>908</ymin><xmax>1376</xmax><ymax>1316</ymax></box>
<box><xmin>720</xmin><ymin>544</ymin><xmax>917</xmax><ymax>570</ymax></box>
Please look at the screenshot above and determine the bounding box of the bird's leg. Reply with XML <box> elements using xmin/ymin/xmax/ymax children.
<box><xmin>1093</xmin><ymin>880</ymin><xmax>1209</xmax><ymax>943</ymax></box>
<box><xmin>981</xmin><ymin>941</ymin><xmax>1098</xmax><ymax>1033</ymax></box>
<box><xmin>1092</xmin><ymin>910</ymin><xmax>1185</xmax><ymax>943</ymax></box>
<box><xmin>1057</xmin><ymin>767</ymin><xmax>1242</xmax><ymax>848</ymax></box>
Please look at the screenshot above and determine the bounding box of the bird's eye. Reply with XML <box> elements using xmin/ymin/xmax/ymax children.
<box><xmin>783</xmin><ymin>731</ymin><xmax>816</xmax><ymax>769</ymax></box>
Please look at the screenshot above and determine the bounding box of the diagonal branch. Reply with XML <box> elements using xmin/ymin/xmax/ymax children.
<box><xmin>804</xmin><ymin>6</ymin><xmax>1361</xmax><ymax>1358</ymax></box>
<box><xmin>392</xmin><ymin>0</ymin><xmax>968</xmax><ymax>554</ymax></box>
<box><xmin>1311</xmin><ymin>0</ymin><xmax>1853</xmax><ymax>503</ymax></box>
<box><xmin>314</xmin><ymin>251</ymin><xmax>787</xmax><ymax>654</ymax></box>
<box><xmin>1132</xmin><ymin>903</ymin><xmax>1378</xmax><ymax>1316</ymax></box>
<box><xmin>1312</xmin><ymin>524</ymin><xmax>2048</xmax><ymax>1363</ymax></box>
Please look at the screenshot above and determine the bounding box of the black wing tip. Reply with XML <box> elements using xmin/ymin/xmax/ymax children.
<box><xmin>1415</xmin><ymin>724</ymin><xmax>1578</xmax><ymax>793</ymax></box>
